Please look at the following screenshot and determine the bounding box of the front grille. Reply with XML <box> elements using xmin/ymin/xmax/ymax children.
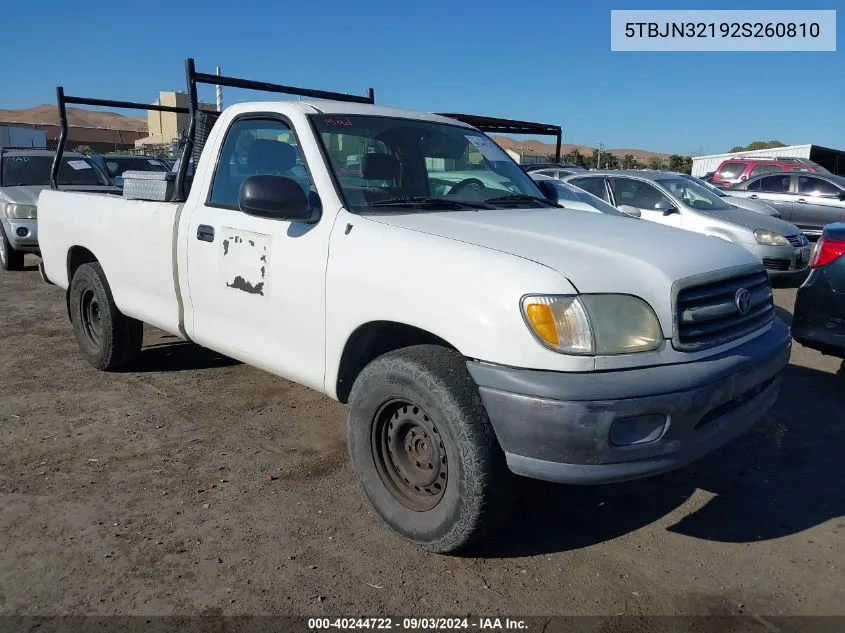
<box><xmin>785</xmin><ymin>235</ymin><xmax>802</xmax><ymax>247</ymax></box>
<box><xmin>763</xmin><ymin>257</ymin><xmax>791</xmax><ymax>271</ymax></box>
<box><xmin>675</xmin><ymin>269</ymin><xmax>774</xmax><ymax>351</ymax></box>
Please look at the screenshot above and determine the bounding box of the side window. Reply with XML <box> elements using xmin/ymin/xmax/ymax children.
<box><xmin>758</xmin><ymin>175</ymin><xmax>791</xmax><ymax>193</ymax></box>
<box><xmin>209</xmin><ymin>118</ymin><xmax>310</xmax><ymax>208</ymax></box>
<box><xmin>798</xmin><ymin>176</ymin><xmax>840</xmax><ymax>197</ymax></box>
<box><xmin>610</xmin><ymin>177</ymin><xmax>672</xmax><ymax>210</ymax></box>
<box><xmin>569</xmin><ymin>177</ymin><xmax>608</xmax><ymax>202</ymax></box>
<box><xmin>749</xmin><ymin>164</ymin><xmax>782</xmax><ymax>178</ymax></box>
<box><xmin>745</xmin><ymin>178</ymin><xmax>761</xmax><ymax>191</ymax></box>
<box><xmin>716</xmin><ymin>162</ymin><xmax>746</xmax><ymax>180</ymax></box>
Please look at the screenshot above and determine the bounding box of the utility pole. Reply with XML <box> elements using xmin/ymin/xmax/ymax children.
<box><xmin>215</xmin><ymin>66</ymin><xmax>223</xmax><ymax>112</ymax></box>
<box><xmin>596</xmin><ymin>143</ymin><xmax>604</xmax><ymax>169</ymax></box>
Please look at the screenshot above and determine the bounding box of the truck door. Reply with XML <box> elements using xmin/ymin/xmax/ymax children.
<box><xmin>183</xmin><ymin>115</ymin><xmax>328</xmax><ymax>391</ymax></box>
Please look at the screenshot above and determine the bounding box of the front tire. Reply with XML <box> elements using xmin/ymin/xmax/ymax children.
<box><xmin>0</xmin><ymin>223</ymin><xmax>25</xmax><ymax>271</ymax></box>
<box><xmin>69</xmin><ymin>262</ymin><xmax>143</xmax><ymax>371</ymax></box>
<box><xmin>347</xmin><ymin>345</ymin><xmax>512</xmax><ymax>554</ymax></box>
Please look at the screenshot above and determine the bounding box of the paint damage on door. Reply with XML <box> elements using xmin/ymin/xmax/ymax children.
<box><xmin>220</xmin><ymin>228</ymin><xmax>270</xmax><ymax>297</ymax></box>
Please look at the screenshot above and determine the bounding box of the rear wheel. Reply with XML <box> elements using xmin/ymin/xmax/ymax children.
<box><xmin>69</xmin><ymin>262</ymin><xmax>143</xmax><ymax>370</ymax></box>
<box><xmin>0</xmin><ymin>224</ymin><xmax>25</xmax><ymax>271</ymax></box>
<box><xmin>347</xmin><ymin>345</ymin><xmax>512</xmax><ymax>553</ymax></box>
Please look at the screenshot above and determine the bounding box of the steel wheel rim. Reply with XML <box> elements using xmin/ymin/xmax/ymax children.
<box><xmin>372</xmin><ymin>399</ymin><xmax>448</xmax><ymax>512</ymax></box>
<box><xmin>79</xmin><ymin>288</ymin><xmax>103</xmax><ymax>347</ymax></box>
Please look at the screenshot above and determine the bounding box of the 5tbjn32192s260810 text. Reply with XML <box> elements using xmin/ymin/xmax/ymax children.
<box><xmin>625</xmin><ymin>22</ymin><xmax>820</xmax><ymax>39</ymax></box>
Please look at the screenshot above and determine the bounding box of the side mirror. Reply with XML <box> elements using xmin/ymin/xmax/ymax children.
<box><xmin>238</xmin><ymin>175</ymin><xmax>318</xmax><ymax>222</ymax></box>
<box><xmin>617</xmin><ymin>204</ymin><xmax>642</xmax><ymax>218</ymax></box>
<box><xmin>654</xmin><ymin>200</ymin><xmax>678</xmax><ymax>215</ymax></box>
<box><xmin>535</xmin><ymin>179</ymin><xmax>560</xmax><ymax>205</ymax></box>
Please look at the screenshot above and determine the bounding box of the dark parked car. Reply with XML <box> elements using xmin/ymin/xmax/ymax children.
<box><xmin>792</xmin><ymin>223</ymin><xmax>845</xmax><ymax>357</ymax></box>
<box><xmin>727</xmin><ymin>172</ymin><xmax>845</xmax><ymax>237</ymax></box>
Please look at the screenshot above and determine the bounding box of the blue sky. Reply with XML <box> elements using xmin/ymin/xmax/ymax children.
<box><xmin>1</xmin><ymin>0</ymin><xmax>842</xmax><ymax>155</ymax></box>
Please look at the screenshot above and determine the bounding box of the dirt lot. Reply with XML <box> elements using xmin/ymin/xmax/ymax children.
<box><xmin>1</xmin><ymin>256</ymin><xmax>843</xmax><ymax>618</ymax></box>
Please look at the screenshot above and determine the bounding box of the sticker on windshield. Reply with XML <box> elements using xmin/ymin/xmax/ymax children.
<box><xmin>465</xmin><ymin>135</ymin><xmax>510</xmax><ymax>162</ymax></box>
<box><xmin>67</xmin><ymin>160</ymin><xmax>91</xmax><ymax>170</ymax></box>
<box><xmin>147</xmin><ymin>159</ymin><xmax>161</xmax><ymax>166</ymax></box>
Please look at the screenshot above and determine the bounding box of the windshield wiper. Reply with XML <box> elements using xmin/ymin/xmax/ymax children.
<box><xmin>484</xmin><ymin>194</ymin><xmax>557</xmax><ymax>207</ymax></box>
<box><xmin>367</xmin><ymin>196</ymin><xmax>491</xmax><ymax>209</ymax></box>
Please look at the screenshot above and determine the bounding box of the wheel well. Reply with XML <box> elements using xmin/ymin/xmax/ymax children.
<box><xmin>67</xmin><ymin>246</ymin><xmax>99</xmax><ymax>283</ymax></box>
<box><xmin>65</xmin><ymin>247</ymin><xmax>99</xmax><ymax>319</ymax></box>
<box><xmin>335</xmin><ymin>321</ymin><xmax>457</xmax><ymax>403</ymax></box>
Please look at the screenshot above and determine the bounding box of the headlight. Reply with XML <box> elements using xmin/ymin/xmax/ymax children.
<box><xmin>753</xmin><ymin>229</ymin><xmax>787</xmax><ymax>246</ymax></box>
<box><xmin>4</xmin><ymin>203</ymin><xmax>37</xmax><ymax>219</ymax></box>
<box><xmin>521</xmin><ymin>294</ymin><xmax>663</xmax><ymax>355</ymax></box>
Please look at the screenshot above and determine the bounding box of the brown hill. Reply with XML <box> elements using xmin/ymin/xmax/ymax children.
<box><xmin>491</xmin><ymin>136</ymin><xmax>671</xmax><ymax>161</ymax></box>
<box><xmin>0</xmin><ymin>105</ymin><xmax>147</xmax><ymax>132</ymax></box>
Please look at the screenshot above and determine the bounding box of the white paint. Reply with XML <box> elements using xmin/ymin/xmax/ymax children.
<box><xmin>37</xmin><ymin>99</ymin><xmax>766</xmax><ymax>403</ymax></box>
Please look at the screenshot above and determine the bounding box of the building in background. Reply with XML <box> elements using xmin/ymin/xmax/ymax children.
<box><xmin>0</xmin><ymin>125</ymin><xmax>46</xmax><ymax>148</ymax></box>
<box><xmin>692</xmin><ymin>144</ymin><xmax>845</xmax><ymax>177</ymax></box>
<box><xmin>135</xmin><ymin>91</ymin><xmax>216</xmax><ymax>155</ymax></box>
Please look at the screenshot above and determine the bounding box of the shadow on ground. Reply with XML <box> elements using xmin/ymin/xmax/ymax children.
<box><xmin>125</xmin><ymin>342</ymin><xmax>242</xmax><ymax>373</ymax></box>
<box><xmin>471</xmin><ymin>362</ymin><xmax>844</xmax><ymax>557</ymax></box>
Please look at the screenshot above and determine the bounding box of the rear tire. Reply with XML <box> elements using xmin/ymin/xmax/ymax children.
<box><xmin>0</xmin><ymin>224</ymin><xmax>25</xmax><ymax>271</ymax></box>
<box><xmin>347</xmin><ymin>345</ymin><xmax>512</xmax><ymax>554</ymax></box>
<box><xmin>69</xmin><ymin>262</ymin><xmax>143</xmax><ymax>371</ymax></box>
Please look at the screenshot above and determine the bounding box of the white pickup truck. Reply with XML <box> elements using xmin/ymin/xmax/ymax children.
<box><xmin>37</xmin><ymin>63</ymin><xmax>790</xmax><ymax>553</ymax></box>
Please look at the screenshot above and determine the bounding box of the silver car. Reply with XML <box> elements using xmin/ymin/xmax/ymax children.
<box><xmin>677</xmin><ymin>173</ymin><xmax>781</xmax><ymax>217</ymax></box>
<box><xmin>0</xmin><ymin>149</ymin><xmax>118</xmax><ymax>270</ymax></box>
<box><xmin>564</xmin><ymin>170</ymin><xmax>812</xmax><ymax>277</ymax></box>
<box><xmin>726</xmin><ymin>172</ymin><xmax>845</xmax><ymax>238</ymax></box>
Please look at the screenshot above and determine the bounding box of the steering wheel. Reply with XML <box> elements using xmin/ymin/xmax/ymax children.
<box><xmin>447</xmin><ymin>178</ymin><xmax>485</xmax><ymax>196</ymax></box>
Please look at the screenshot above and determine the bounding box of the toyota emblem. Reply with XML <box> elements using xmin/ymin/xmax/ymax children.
<box><xmin>735</xmin><ymin>287</ymin><xmax>752</xmax><ymax>314</ymax></box>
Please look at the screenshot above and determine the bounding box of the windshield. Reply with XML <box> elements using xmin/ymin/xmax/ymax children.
<box><xmin>1</xmin><ymin>155</ymin><xmax>111</xmax><ymax>187</ymax></box>
<box><xmin>656</xmin><ymin>178</ymin><xmax>733</xmax><ymax>211</ymax></box>
<box><xmin>311</xmin><ymin>115</ymin><xmax>548</xmax><ymax>210</ymax></box>
<box><xmin>681</xmin><ymin>173</ymin><xmax>727</xmax><ymax>197</ymax></box>
<box><xmin>103</xmin><ymin>156</ymin><xmax>169</xmax><ymax>178</ymax></box>
<box><xmin>543</xmin><ymin>180</ymin><xmax>627</xmax><ymax>216</ymax></box>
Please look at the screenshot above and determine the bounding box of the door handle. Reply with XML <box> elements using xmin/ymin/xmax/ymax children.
<box><xmin>748</xmin><ymin>195</ymin><xmax>759</xmax><ymax>199</ymax></box>
<box><xmin>797</xmin><ymin>199</ymin><xmax>808</xmax><ymax>204</ymax></box>
<box><xmin>197</xmin><ymin>225</ymin><xmax>215</xmax><ymax>242</ymax></box>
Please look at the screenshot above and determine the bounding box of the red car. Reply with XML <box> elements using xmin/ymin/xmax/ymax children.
<box><xmin>711</xmin><ymin>158</ymin><xmax>829</xmax><ymax>187</ymax></box>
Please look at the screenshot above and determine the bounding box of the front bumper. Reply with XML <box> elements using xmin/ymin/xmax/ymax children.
<box><xmin>747</xmin><ymin>242</ymin><xmax>811</xmax><ymax>276</ymax></box>
<box><xmin>2</xmin><ymin>218</ymin><xmax>39</xmax><ymax>252</ymax></box>
<box><xmin>468</xmin><ymin>319</ymin><xmax>791</xmax><ymax>485</ymax></box>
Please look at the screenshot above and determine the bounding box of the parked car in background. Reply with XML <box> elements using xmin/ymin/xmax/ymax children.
<box><xmin>710</xmin><ymin>158</ymin><xmax>829</xmax><ymax>188</ymax></box>
<box><xmin>0</xmin><ymin>149</ymin><xmax>118</xmax><ymax>270</ymax></box>
<box><xmin>529</xmin><ymin>173</ymin><xmax>637</xmax><ymax>217</ymax></box>
<box><xmin>726</xmin><ymin>172</ymin><xmax>845</xmax><ymax>238</ymax></box>
<box><xmin>792</xmin><ymin>223</ymin><xmax>845</xmax><ymax>357</ymax></box>
<box><xmin>522</xmin><ymin>162</ymin><xmax>586</xmax><ymax>180</ymax></box>
<box><xmin>677</xmin><ymin>173</ymin><xmax>781</xmax><ymax>217</ymax></box>
<box><xmin>564</xmin><ymin>170</ymin><xmax>812</xmax><ymax>277</ymax></box>
<box><xmin>91</xmin><ymin>153</ymin><xmax>171</xmax><ymax>188</ymax></box>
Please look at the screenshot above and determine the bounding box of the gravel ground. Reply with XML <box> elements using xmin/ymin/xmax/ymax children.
<box><xmin>1</xmin><ymin>257</ymin><xmax>843</xmax><ymax>618</ymax></box>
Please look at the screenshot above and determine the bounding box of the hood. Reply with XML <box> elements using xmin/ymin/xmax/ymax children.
<box><xmin>0</xmin><ymin>184</ymin><xmax>121</xmax><ymax>205</ymax></box>
<box><xmin>723</xmin><ymin>196</ymin><xmax>779</xmax><ymax>216</ymax></box>
<box><xmin>695</xmin><ymin>204</ymin><xmax>799</xmax><ymax>235</ymax></box>
<box><xmin>367</xmin><ymin>208</ymin><xmax>759</xmax><ymax>336</ymax></box>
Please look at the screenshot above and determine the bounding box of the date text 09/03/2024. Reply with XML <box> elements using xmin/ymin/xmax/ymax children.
<box><xmin>308</xmin><ymin>618</ymin><xmax>528</xmax><ymax>630</ymax></box>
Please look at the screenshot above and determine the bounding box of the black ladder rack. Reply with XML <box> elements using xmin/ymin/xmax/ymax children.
<box><xmin>436</xmin><ymin>112</ymin><xmax>562</xmax><ymax>163</ymax></box>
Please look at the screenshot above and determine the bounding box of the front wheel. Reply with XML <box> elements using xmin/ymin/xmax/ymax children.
<box><xmin>69</xmin><ymin>262</ymin><xmax>143</xmax><ymax>371</ymax></box>
<box><xmin>347</xmin><ymin>345</ymin><xmax>512</xmax><ymax>554</ymax></box>
<box><xmin>0</xmin><ymin>223</ymin><xmax>24</xmax><ymax>271</ymax></box>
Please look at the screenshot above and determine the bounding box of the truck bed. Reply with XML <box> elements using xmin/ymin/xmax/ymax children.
<box><xmin>38</xmin><ymin>190</ymin><xmax>184</xmax><ymax>337</ymax></box>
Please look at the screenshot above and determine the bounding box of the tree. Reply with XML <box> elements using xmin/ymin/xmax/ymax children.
<box><xmin>667</xmin><ymin>154</ymin><xmax>685</xmax><ymax>172</ymax></box>
<box><xmin>621</xmin><ymin>154</ymin><xmax>637</xmax><ymax>169</ymax></box>
<box><xmin>648</xmin><ymin>157</ymin><xmax>664</xmax><ymax>170</ymax></box>
<box><xmin>728</xmin><ymin>140</ymin><xmax>786</xmax><ymax>153</ymax></box>
<box><xmin>681</xmin><ymin>156</ymin><xmax>693</xmax><ymax>175</ymax></box>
